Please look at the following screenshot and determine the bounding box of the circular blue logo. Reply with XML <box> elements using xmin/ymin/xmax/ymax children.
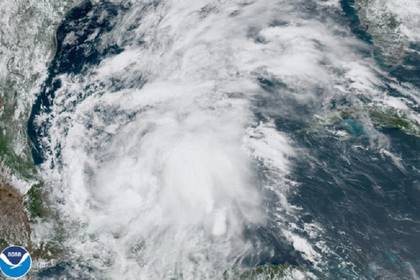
<box><xmin>0</xmin><ymin>246</ymin><xmax>32</xmax><ymax>279</ymax></box>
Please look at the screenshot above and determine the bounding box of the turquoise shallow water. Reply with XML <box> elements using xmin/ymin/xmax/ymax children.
<box><xmin>27</xmin><ymin>0</ymin><xmax>420</xmax><ymax>279</ymax></box>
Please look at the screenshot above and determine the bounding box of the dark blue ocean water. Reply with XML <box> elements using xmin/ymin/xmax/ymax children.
<box><xmin>27</xmin><ymin>0</ymin><xmax>123</xmax><ymax>165</ymax></box>
<box><xmin>28</xmin><ymin>1</ymin><xmax>420</xmax><ymax>279</ymax></box>
<box><xmin>291</xmin><ymin>1</ymin><xmax>420</xmax><ymax>278</ymax></box>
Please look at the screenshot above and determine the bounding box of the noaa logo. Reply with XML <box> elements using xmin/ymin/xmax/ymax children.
<box><xmin>0</xmin><ymin>246</ymin><xmax>32</xmax><ymax>279</ymax></box>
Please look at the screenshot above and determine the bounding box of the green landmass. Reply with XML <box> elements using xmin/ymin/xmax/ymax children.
<box><xmin>308</xmin><ymin>106</ymin><xmax>420</xmax><ymax>138</ymax></box>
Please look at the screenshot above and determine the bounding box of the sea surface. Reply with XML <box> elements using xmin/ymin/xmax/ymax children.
<box><xmin>26</xmin><ymin>0</ymin><xmax>420</xmax><ymax>279</ymax></box>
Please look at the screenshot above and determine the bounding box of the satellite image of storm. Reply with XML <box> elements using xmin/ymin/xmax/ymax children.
<box><xmin>0</xmin><ymin>0</ymin><xmax>419</xmax><ymax>279</ymax></box>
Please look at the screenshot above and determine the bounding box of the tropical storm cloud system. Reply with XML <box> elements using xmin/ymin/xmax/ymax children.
<box><xmin>0</xmin><ymin>0</ymin><xmax>419</xmax><ymax>279</ymax></box>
